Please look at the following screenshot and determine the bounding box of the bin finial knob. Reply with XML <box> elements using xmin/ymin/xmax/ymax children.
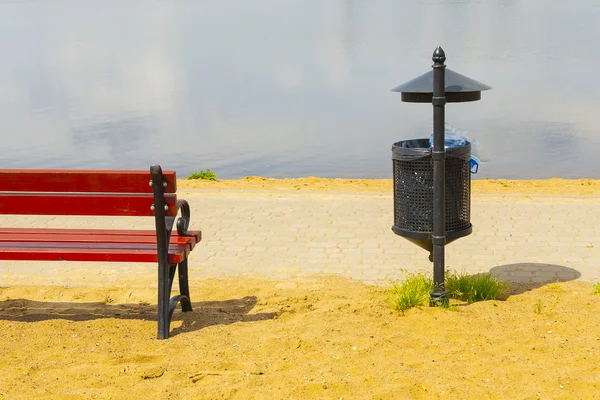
<box><xmin>432</xmin><ymin>46</ymin><xmax>446</xmax><ymax>65</ymax></box>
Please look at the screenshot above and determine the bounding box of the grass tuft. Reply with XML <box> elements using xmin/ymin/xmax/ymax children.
<box><xmin>445</xmin><ymin>271</ymin><xmax>507</xmax><ymax>303</ymax></box>
<box><xmin>533</xmin><ymin>295</ymin><xmax>561</xmax><ymax>315</ymax></box>
<box><xmin>389</xmin><ymin>271</ymin><xmax>508</xmax><ymax>313</ymax></box>
<box><xmin>594</xmin><ymin>283</ymin><xmax>600</xmax><ymax>296</ymax></box>
<box><xmin>534</xmin><ymin>299</ymin><xmax>543</xmax><ymax>314</ymax></box>
<box><xmin>546</xmin><ymin>282</ymin><xmax>564</xmax><ymax>291</ymax></box>
<box><xmin>187</xmin><ymin>169</ymin><xmax>218</xmax><ymax>181</ymax></box>
<box><xmin>389</xmin><ymin>273</ymin><xmax>433</xmax><ymax>312</ymax></box>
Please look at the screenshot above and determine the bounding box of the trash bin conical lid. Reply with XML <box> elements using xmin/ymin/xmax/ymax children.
<box><xmin>391</xmin><ymin>69</ymin><xmax>491</xmax><ymax>103</ymax></box>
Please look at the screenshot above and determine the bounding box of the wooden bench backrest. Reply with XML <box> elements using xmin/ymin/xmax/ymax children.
<box><xmin>0</xmin><ymin>169</ymin><xmax>178</xmax><ymax>217</ymax></box>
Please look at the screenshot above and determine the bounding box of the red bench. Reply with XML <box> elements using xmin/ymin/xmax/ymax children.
<box><xmin>0</xmin><ymin>165</ymin><xmax>201</xmax><ymax>339</ymax></box>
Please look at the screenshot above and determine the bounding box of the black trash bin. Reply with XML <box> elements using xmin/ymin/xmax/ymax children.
<box><xmin>391</xmin><ymin>138</ymin><xmax>472</xmax><ymax>254</ymax></box>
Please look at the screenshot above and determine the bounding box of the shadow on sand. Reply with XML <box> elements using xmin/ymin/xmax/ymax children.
<box><xmin>489</xmin><ymin>262</ymin><xmax>581</xmax><ymax>296</ymax></box>
<box><xmin>0</xmin><ymin>295</ymin><xmax>278</xmax><ymax>337</ymax></box>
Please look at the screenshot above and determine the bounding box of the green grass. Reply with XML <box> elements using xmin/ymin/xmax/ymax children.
<box><xmin>390</xmin><ymin>271</ymin><xmax>508</xmax><ymax>313</ymax></box>
<box><xmin>445</xmin><ymin>271</ymin><xmax>508</xmax><ymax>303</ymax></box>
<box><xmin>533</xmin><ymin>296</ymin><xmax>561</xmax><ymax>315</ymax></box>
<box><xmin>534</xmin><ymin>299</ymin><xmax>543</xmax><ymax>314</ymax></box>
<box><xmin>594</xmin><ymin>283</ymin><xmax>600</xmax><ymax>295</ymax></box>
<box><xmin>389</xmin><ymin>273</ymin><xmax>433</xmax><ymax>312</ymax></box>
<box><xmin>546</xmin><ymin>282</ymin><xmax>564</xmax><ymax>291</ymax></box>
<box><xmin>187</xmin><ymin>169</ymin><xmax>218</xmax><ymax>181</ymax></box>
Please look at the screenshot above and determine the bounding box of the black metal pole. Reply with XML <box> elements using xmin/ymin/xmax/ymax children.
<box><xmin>151</xmin><ymin>165</ymin><xmax>171</xmax><ymax>339</ymax></box>
<box><xmin>430</xmin><ymin>46</ymin><xmax>448</xmax><ymax>305</ymax></box>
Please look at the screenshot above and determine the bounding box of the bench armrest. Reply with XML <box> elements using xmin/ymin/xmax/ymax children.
<box><xmin>168</xmin><ymin>199</ymin><xmax>191</xmax><ymax>237</ymax></box>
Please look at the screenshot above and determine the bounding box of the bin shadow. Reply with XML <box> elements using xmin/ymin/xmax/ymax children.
<box><xmin>488</xmin><ymin>263</ymin><xmax>581</xmax><ymax>296</ymax></box>
<box><xmin>0</xmin><ymin>296</ymin><xmax>278</xmax><ymax>337</ymax></box>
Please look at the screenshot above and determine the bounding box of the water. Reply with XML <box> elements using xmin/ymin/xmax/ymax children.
<box><xmin>1</xmin><ymin>0</ymin><xmax>599</xmax><ymax>179</ymax></box>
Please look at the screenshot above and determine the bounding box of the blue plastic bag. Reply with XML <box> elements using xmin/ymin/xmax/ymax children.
<box><xmin>429</xmin><ymin>124</ymin><xmax>482</xmax><ymax>174</ymax></box>
<box><xmin>470</xmin><ymin>157</ymin><xmax>479</xmax><ymax>174</ymax></box>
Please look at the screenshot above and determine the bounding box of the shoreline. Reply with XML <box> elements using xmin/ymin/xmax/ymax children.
<box><xmin>178</xmin><ymin>176</ymin><xmax>600</xmax><ymax>195</ymax></box>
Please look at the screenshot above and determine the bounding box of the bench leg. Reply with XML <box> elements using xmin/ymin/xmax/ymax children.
<box><xmin>157</xmin><ymin>258</ymin><xmax>171</xmax><ymax>339</ymax></box>
<box><xmin>157</xmin><ymin>260</ymin><xmax>193</xmax><ymax>340</ymax></box>
<box><xmin>177</xmin><ymin>259</ymin><xmax>193</xmax><ymax>313</ymax></box>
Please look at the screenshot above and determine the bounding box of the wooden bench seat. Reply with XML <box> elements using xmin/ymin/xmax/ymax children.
<box><xmin>0</xmin><ymin>228</ymin><xmax>201</xmax><ymax>263</ymax></box>
<box><xmin>0</xmin><ymin>165</ymin><xmax>201</xmax><ymax>339</ymax></box>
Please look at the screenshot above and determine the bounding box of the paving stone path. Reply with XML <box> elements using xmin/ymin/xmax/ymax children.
<box><xmin>1</xmin><ymin>189</ymin><xmax>598</xmax><ymax>288</ymax></box>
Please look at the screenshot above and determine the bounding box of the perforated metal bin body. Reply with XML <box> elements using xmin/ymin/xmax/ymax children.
<box><xmin>392</xmin><ymin>138</ymin><xmax>472</xmax><ymax>252</ymax></box>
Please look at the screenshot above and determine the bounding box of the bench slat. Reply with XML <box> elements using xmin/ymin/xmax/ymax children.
<box><xmin>0</xmin><ymin>193</ymin><xmax>178</xmax><ymax>216</ymax></box>
<box><xmin>0</xmin><ymin>169</ymin><xmax>177</xmax><ymax>193</ymax></box>
<box><xmin>0</xmin><ymin>232</ymin><xmax>199</xmax><ymax>249</ymax></box>
<box><xmin>0</xmin><ymin>228</ymin><xmax>201</xmax><ymax>243</ymax></box>
<box><xmin>0</xmin><ymin>242</ymin><xmax>190</xmax><ymax>263</ymax></box>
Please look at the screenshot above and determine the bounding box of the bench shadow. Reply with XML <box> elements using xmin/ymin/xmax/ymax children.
<box><xmin>488</xmin><ymin>263</ymin><xmax>581</xmax><ymax>296</ymax></box>
<box><xmin>0</xmin><ymin>296</ymin><xmax>278</xmax><ymax>337</ymax></box>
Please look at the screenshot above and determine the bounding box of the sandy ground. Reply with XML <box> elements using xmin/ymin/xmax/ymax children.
<box><xmin>180</xmin><ymin>176</ymin><xmax>600</xmax><ymax>195</ymax></box>
<box><xmin>0</xmin><ymin>279</ymin><xmax>599</xmax><ymax>399</ymax></box>
<box><xmin>1</xmin><ymin>178</ymin><xmax>600</xmax><ymax>399</ymax></box>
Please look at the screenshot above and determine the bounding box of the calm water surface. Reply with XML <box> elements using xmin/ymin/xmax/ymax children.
<box><xmin>1</xmin><ymin>0</ymin><xmax>599</xmax><ymax>179</ymax></box>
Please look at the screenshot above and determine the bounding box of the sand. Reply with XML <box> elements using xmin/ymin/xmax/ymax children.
<box><xmin>1</xmin><ymin>178</ymin><xmax>599</xmax><ymax>399</ymax></box>
<box><xmin>179</xmin><ymin>176</ymin><xmax>600</xmax><ymax>195</ymax></box>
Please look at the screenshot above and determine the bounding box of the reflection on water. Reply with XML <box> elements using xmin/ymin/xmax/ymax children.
<box><xmin>0</xmin><ymin>0</ymin><xmax>599</xmax><ymax>179</ymax></box>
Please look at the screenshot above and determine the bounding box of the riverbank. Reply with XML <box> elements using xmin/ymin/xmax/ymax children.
<box><xmin>179</xmin><ymin>177</ymin><xmax>600</xmax><ymax>195</ymax></box>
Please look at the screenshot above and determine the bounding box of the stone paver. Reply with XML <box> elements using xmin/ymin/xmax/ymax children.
<box><xmin>1</xmin><ymin>190</ymin><xmax>599</xmax><ymax>288</ymax></box>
